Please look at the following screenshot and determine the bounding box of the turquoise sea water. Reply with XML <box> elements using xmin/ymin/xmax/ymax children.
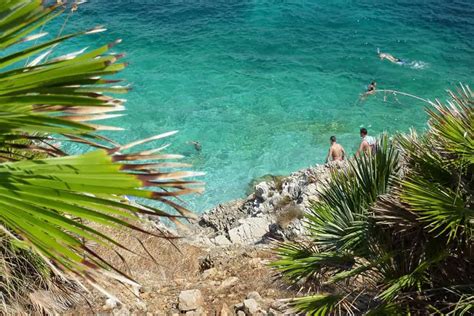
<box><xmin>61</xmin><ymin>0</ymin><xmax>473</xmax><ymax>213</ymax></box>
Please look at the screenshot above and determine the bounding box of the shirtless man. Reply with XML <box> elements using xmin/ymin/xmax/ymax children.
<box><xmin>356</xmin><ymin>128</ymin><xmax>377</xmax><ymax>156</ymax></box>
<box><xmin>325</xmin><ymin>136</ymin><xmax>346</xmax><ymax>163</ymax></box>
<box><xmin>377</xmin><ymin>48</ymin><xmax>403</xmax><ymax>64</ymax></box>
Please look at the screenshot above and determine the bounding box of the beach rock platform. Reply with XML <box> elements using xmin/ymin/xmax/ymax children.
<box><xmin>188</xmin><ymin>163</ymin><xmax>342</xmax><ymax>248</ymax></box>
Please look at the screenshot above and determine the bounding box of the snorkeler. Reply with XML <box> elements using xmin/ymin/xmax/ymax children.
<box><xmin>377</xmin><ymin>48</ymin><xmax>404</xmax><ymax>65</ymax></box>
<box><xmin>187</xmin><ymin>141</ymin><xmax>202</xmax><ymax>151</ymax></box>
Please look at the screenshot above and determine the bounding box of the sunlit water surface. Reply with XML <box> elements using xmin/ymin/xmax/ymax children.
<box><xmin>55</xmin><ymin>0</ymin><xmax>473</xmax><ymax>212</ymax></box>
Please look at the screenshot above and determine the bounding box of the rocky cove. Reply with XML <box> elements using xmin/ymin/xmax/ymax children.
<box><xmin>189</xmin><ymin>163</ymin><xmax>336</xmax><ymax>248</ymax></box>
<box><xmin>163</xmin><ymin>163</ymin><xmax>341</xmax><ymax>315</ymax></box>
<box><xmin>69</xmin><ymin>162</ymin><xmax>341</xmax><ymax>315</ymax></box>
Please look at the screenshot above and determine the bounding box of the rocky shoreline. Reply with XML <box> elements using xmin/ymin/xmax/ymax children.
<box><xmin>187</xmin><ymin>163</ymin><xmax>337</xmax><ymax>248</ymax></box>
<box><xmin>72</xmin><ymin>163</ymin><xmax>342</xmax><ymax>315</ymax></box>
<box><xmin>155</xmin><ymin>162</ymin><xmax>342</xmax><ymax>315</ymax></box>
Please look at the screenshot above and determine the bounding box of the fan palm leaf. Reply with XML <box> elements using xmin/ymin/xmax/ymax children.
<box><xmin>0</xmin><ymin>1</ymin><xmax>204</xmax><ymax>308</ymax></box>
<box><xmin>273</xmin><ymin>86</ymin><xmax>473</xmax><ymax>315</ymax></box>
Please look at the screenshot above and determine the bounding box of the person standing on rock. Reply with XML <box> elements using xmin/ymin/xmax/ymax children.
<box><xmin>356</xmin><ymin>128</ymin><xmax>377</xmax><ymax>156</ymax></box>
<box><xmin>325</xmin><ymin>136</ymin><xmax>346</xmax><ymax>163</ymax></box>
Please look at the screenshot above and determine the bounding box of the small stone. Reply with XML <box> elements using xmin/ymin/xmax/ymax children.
<box><xmin>201</xmin><ymin>267</ymin><xmax>217</xmax><ymax>279</ymax></box>
<box><xmin>185</xmin><ymin>309</ymin><xmax>204</xmax><ymax>316</ymax></box>
<box><xmin>244</xmin><ymin>298</ymin><xmax>259</xmax><ymax>314</ymax></box>
<box><xmin>178</xmin><ymin>289</ymin><xmax>203</xmax><ymax>312</ymax></box>
<box><xmin>218</xmin><ymin>276</ymin><xmax>239</xmax><ymax>289</ymax></box>
<box><xmin>248</xmin><ymin>257</ymin><xmax>262</xmax><ymax>267</ymax></box>
<box><xmin>237</xmin><ymin>311</ymin><xmax>246</xmax><ymax>316</ymax></box>
<box><xmin>270</xmin><ymin>300</ymin><xmax>285</xmax><ymax>311</ymax></box>
<box><xmin>199</xmin><ymin>254</ymin><xmax>214</xmax><ymax>271</ymax></box>
<box><xmin>112</xmin><ymin>306</ymin><xmax>130</xmax><ymax>316</ymax></box>
<box><xmin>135</xmin><ymin>301</ymin><xmax>147</xmax><ymax>311</ymax></box>
<box><xmin>220</xmin><ymin>303</ymin><xmax>232</xmax><ymax>316</ymax></box>
<box><xmin>246</xmin><ymin>291</ymin><xmax>262</xmax><ymax>302</ymax></box>
<box><xmin>267</xmin><ymin>308</ymin><xmax>282</xmax><ymax>316</ymax></box>
<box><xmin>102</xmin><ymin>297</ymin><xmax>118</xmax><ymax>310</ymax></box>
<box><xmin>234</xmin><ymin>302</ymin><xmax>244</xmax><ymax>311</ymax></box>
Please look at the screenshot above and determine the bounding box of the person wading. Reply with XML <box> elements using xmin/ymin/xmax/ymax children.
<box><xmin>325</xmin><ymin>136</ymin><xmax>346</xmax><ymax>163</ymax></box>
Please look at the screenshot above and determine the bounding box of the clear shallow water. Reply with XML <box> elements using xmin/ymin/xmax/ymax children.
<box><xmin>58</xmin><ymin>0</ymin><xmax>473</xmax><ymax>212</ymax></box>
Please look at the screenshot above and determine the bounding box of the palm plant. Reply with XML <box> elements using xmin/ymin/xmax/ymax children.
<box><xmin>273</xmin><ymin>86</ymin><xmax>473</xmax><ymax>315</ymax></box>
<box><xmin>0</xmin><ymin>1</ymin><xmax>203</xmax><ymax>312</ymax></box>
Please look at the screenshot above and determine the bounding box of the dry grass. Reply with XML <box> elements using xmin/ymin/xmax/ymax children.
<box><xmin>276</xmin><ymin>204</ymin><xmax>304</xmax><ymax>229</ymax></box>
<box><xmin>1</xmin><ymin>237</ymin><xmax>81</xmax><ymax>315</ymax></box>
<box><xmin>66</xmin><ymin>221</ymin><xmax>293</xmax><ymax>315</ymax></box>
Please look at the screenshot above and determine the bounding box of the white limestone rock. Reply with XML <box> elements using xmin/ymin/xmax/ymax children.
<box><xmin>178</xmin><ymin>289</ymin><xmax>203</xmax><ymax>312</ymax></box>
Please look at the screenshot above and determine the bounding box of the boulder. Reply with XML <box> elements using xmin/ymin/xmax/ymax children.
<box><xmin>213</xmin><ymin>234</ymin><xmax>232</xmax><ymax>246</ymax></box>
<box><xmin>246</xmin><ymin>291</ymin><xmax>262</xmax><ymax>302</ymax></box>
<box><xmin>255</xmin><ymin>182</ymin><xmax>271</xmax><ymax>200</ymax></box>
<box><xmin>228</xmin><ymin>217</ymin><xmax>270</xmax><ymax>244</ymax></box>
<box><xmin>198</xmin><ymin>200</ymin><xmax>246</xmax><ymax>233</ymax></box>
<box><xmin>243</xmin><ymin>298</ymin><xmax>260</xmax><ymax>314</ymax></box>
<box><xmin>178</xmin><ymin>289</ymin><xmax>203</xmax><ymax>312</ymax></box>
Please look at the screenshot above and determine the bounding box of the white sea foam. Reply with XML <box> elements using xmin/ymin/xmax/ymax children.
<box><xmin>407</xmin><ymin>61</ymin><xmax>430</xmax><ymax>70</ymax></box>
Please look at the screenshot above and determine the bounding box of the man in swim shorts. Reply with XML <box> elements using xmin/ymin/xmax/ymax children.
<box><xmin>326</xmin><ymin>136</ymin><xmax>346</xmax><ymax>163</ymax></box>
<box><xmin>356</xmin><ymin>128</ymin><xmax>377</xmax><ymax>156</ymax></box>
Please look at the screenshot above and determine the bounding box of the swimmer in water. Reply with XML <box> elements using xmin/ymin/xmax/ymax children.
<box><xmin>377</xmin><ymin>48</ymin><xmax>404</xmax><ymax>64</ymax></box>
<box><xmin>360</xmin><ymin>81</ymin><xmax>377</xmax><ymax>100</ymax></box>
<box><xmin>187</xmin><ymin>141</ymin><xmax>202</xmax><ymax>151</ymax></box>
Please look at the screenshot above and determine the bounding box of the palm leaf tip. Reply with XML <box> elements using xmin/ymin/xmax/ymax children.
<box><xmin>0</xmin><ymin>1</ymin><xmax>207</xmax><ymax>313</ymax></box>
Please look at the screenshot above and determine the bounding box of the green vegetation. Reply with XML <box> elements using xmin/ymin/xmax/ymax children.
<box><xmin>0</xmin><ymin>1</ymin><xmax>201</xmax><ymax>313</ymax></box>
<box><xmin>273</xmin><ymin>86</ymin><xmax>473</xmax><ymax>315</ymax></box>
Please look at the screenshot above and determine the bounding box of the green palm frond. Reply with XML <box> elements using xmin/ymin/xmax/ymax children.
<box><xmin>401</xmin><ymin>175</ymin><xmax>473</xmax><ymax>241</ymax></box>
<box><xmin>0</xmin><ymin>135</ymin><xmax>204</xmax><ymax>283</ymax></box>
<box><xmin>0</xmin><ymin>1</ymin><xmax>130</xmax><ymax>160</ymax></box>
<box><xmin>289</xmin><ymin>294</ymin><xmax>342</xmax><ymax>316</ymax></box>
<box><xmin>273</xmin><ymin>87</ymin><xmax>473</xmax><ymax>315</ymax></box>
<box><xmin>447</xmin><ymin>294</ymin><xmax>474</xmax><ymax>316</ymax></box>
<box><xmin>272</xmin><ymin>241</ymin><xmax>355</xmax><ymax>284</ymax></box>
<box><xmin>0</xmin><ymin>0</ymin><xmax>61</xmax><ymax>50</ymax></box>
<box><xmin>427</xmin><ymin>84</ymin><xmax>474</xmax><ymax>165</ymax></box>
<box><xmin>306</xmin><ymin>134</ymin><xmax>400</xmax><ymax>254</ymax></box>
<box><xmin>0</xmin><ymin>1</ymin><xmax>204</xmax><ymax>306</ymax></box>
